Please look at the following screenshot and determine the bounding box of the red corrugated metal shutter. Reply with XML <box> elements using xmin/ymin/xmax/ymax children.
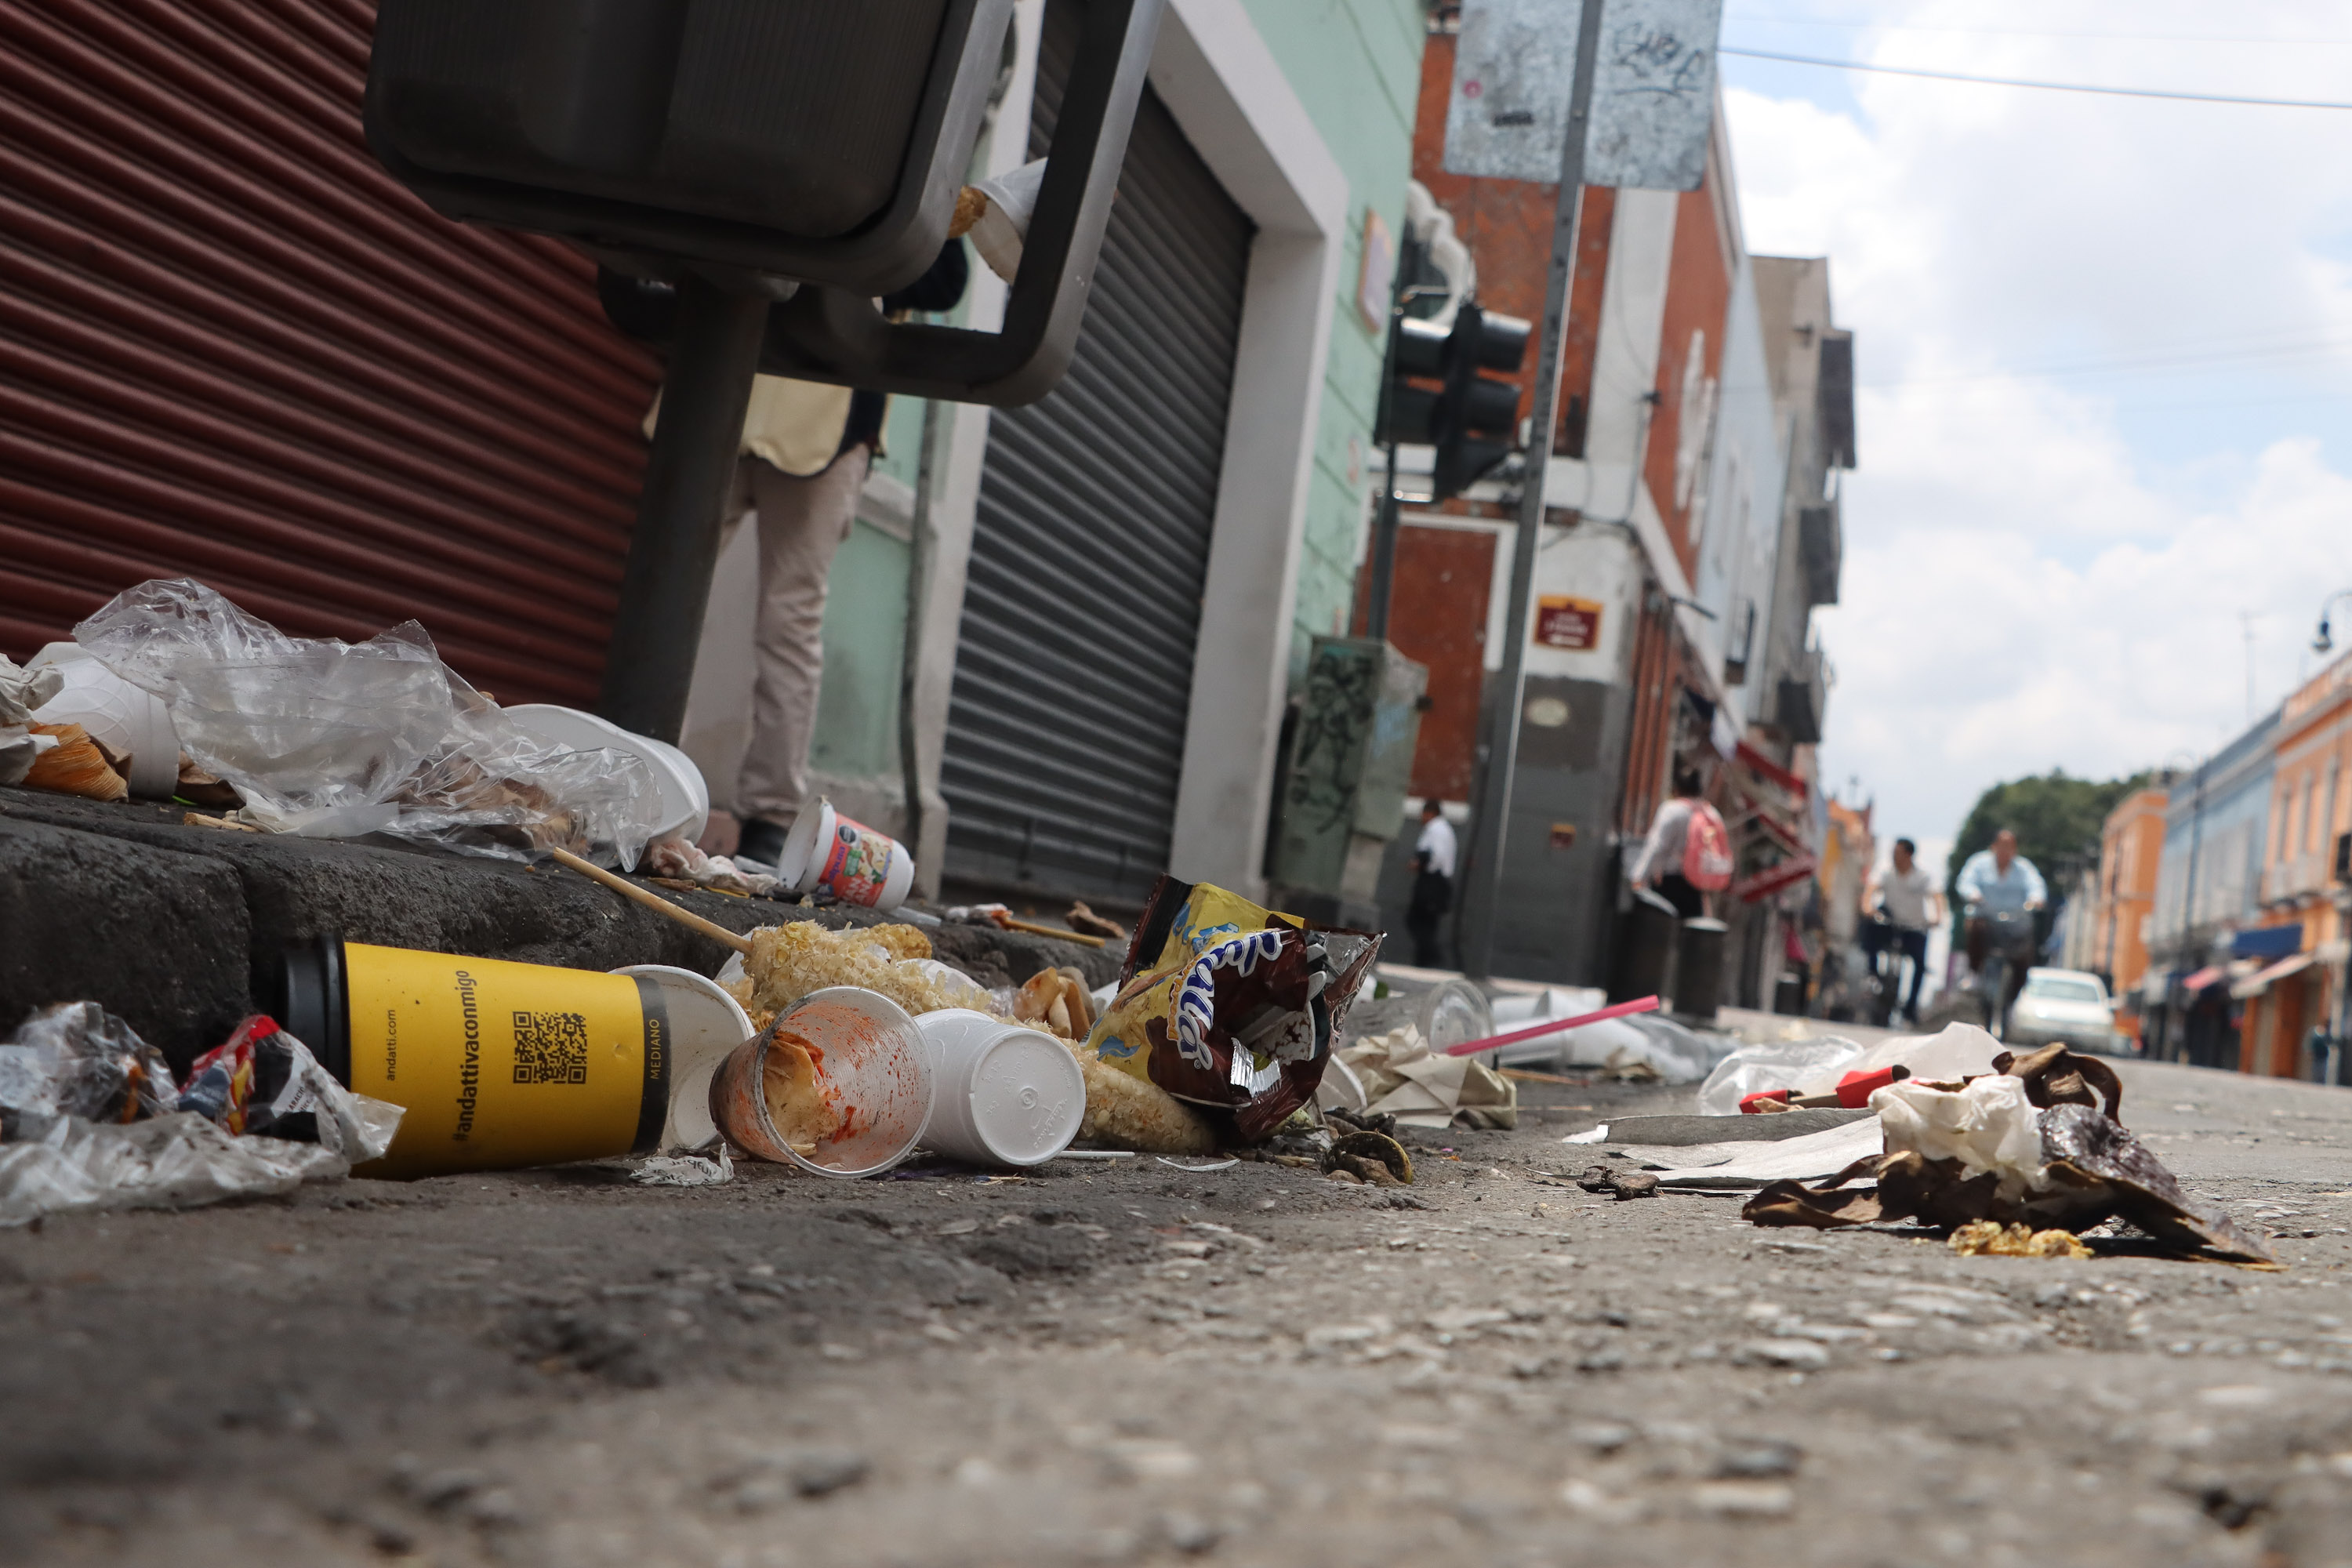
<box><xmin>0</xmin><ymin>0</ymin><xmax>661</xmax><ymax>705</ymax></box>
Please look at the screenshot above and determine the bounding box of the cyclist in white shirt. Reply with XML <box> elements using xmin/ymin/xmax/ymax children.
<box><xmin>1864</xmin><ymin>837</ymin><xmax>1944</xmax><ymax>1022</ymax></box>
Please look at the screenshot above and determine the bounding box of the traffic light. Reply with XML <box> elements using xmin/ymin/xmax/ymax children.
<box><xmin>1434</xmin><ymin>304</ymin><xmax>1531</xmax><ymax>498</ymax></box>
<box><xmin>1375</xmin><ymin>304</ymin><xmax>1530</xmax><ymax>500</ymax></box>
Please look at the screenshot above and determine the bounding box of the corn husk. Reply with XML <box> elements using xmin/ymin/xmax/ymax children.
<box><xmin>25</xmin><ymin>723</ymin><xmax>129</xmax><ymax>802</ymax></box>
<box><xmin>743</xmin><ymin>921</ymin><xmax>958</xmax><ymax>1019</ymax></box>
<box><xmin>1066</xmin><ymin>1041</ymin><xmax>1217</xmax><ymax>1154</ymax></box>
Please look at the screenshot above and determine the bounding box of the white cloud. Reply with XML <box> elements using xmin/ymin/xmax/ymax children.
<box><xmin>1720</xmin><ymin>1</ymin><xmax>2352</xmax><ymax>848</ymax></box>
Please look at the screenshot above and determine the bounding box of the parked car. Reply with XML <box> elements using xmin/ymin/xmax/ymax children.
<box><xmin>2004</xmin><ymin>967</ymin><xmax>2131</xmax><ymax>1055</ymax></box>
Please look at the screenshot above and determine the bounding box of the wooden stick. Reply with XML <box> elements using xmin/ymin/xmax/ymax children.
<box><xmin>546</xmin><ymin>846</ymin><xmax>752</xmax><ymax>954</ymax></box>
<box><xmin>998</xmin><ymin>916</ymin><xmax>1107</xmax><ymax>949</ymax></box>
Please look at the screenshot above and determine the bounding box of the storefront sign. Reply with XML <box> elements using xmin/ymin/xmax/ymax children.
<box><xmin>1534</xmin><ymin>594</ymin><xmax>1602</xmax><ymax>650</ymax></box>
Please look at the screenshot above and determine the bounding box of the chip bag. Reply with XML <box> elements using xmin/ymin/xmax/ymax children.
<box><xmin>1083</xmin><ymin>878</ymin><xmax>1381</xmax><ymax>1142</ymax></box>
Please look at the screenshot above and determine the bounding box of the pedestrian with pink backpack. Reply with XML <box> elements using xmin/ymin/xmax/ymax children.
<box><xmin>1627</xmin><ymin>767</ymin><xmax>1733</xmax><ymax>919</ymax></box>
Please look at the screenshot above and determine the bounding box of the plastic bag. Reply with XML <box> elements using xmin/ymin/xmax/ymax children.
<box><xmin>1695</xmin><ymin>1034</ymin><xmax>1867</xmax><ymax>1116</ymax></box>
<box><xmin>0</xmin><ymin>1003</ymin><xmax>179</xmax><ymax>1141</ymax></box>
<box><xmin>0</xmin><ymin>652</ymin><xmax>66</xmax><ymax>786</ymax></box>
<box><xmin>177</xmin><ymin>1016</ymin><xmax>403</xmax><ymax>1164</ymax></box>
<box><xmin>0</xmin><ymin>1113</ymin><xmax>349</xmax><ymax>1228</ymax></box>
<box><xmin>1872</xmin><ymin>1074</ymin><xmax>2046</xmax><ymax>1201</ymax></box>
<box><xmin>74</xmin><ymin>579</ymin><xmax>661</xmax><ymax>868</ymax></box>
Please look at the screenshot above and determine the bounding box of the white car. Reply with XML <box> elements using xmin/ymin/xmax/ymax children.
<box><xmin>2005</xmin><ymin>967</ymin><xmax>2130</xmax><ymax>1055</ymax></box>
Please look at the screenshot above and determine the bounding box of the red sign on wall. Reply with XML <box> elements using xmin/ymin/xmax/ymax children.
<box><xmin>1534</xmin><ymin>595</ymin><xmax>1602</xmax><ymax>651</ymax></box>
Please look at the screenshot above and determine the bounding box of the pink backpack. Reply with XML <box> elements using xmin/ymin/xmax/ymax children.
<box><xmin>1682</xmin><ymin>801</ymin><xmax>1733</xmax><ymax>891</ymax></box>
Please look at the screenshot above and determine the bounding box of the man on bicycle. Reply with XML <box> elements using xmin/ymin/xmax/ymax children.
<box><xmin>1863</xmin><ymin>837</ymin><xmax>1942</xmax><ymax>1023</ymax></box>
<box><xmin>1955</xmin><ymin>829</ymin><xmax>2046</xmax><ymax>1034</ymax></box>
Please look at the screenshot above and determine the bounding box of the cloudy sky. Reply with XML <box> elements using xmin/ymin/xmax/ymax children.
<box><xmin>1715</xmin><ymin>0</ymin><xmax>2352</xmax><ymax>880</ymax></box>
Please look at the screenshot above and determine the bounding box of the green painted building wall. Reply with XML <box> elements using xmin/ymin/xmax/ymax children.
<box><xmin>1240</xmin><ymin>0</ymin><xmax>1427</xmax><ymax>678</ymax></box>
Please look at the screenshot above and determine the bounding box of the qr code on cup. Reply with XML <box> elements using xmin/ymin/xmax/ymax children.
<box><xmin>511</xmin><ymin>1011</ymin><xmax>590</xmax><ymax>1085</ymax></box>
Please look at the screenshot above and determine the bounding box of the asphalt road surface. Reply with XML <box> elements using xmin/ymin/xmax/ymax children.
<box><xmin>7</xmin><ymin>1016</ymin><xmax>2352</xmax><ymax>1567</ymax></box>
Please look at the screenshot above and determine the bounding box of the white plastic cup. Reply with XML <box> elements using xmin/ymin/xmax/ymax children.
<box><xmin>707</xmin><ymin>986</ymin><xmax>934</xmax><ymax>1178</ymax></box>
<box><xmin>915</xmin><ymin>1009</ymin><xmax>1085</xmax><ymax>1167</ymax></box>
<box><xmin>779</xmin><ymin>796</ymin><xmax>914</xmax><ymax>912</ymax></box>
<box><xmin>30</xmin><ymin>642</ymin><xmax>180</xmax><ymax>799</ymax></box>
<box><xmin>610</xmin><ymin>964</ymin><xmax>754</xmax><ymax>1152</ymax></box>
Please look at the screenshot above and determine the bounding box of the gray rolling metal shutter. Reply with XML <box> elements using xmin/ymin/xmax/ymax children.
<box><xmin>941</xmin><ymin>0</ymin><xmax>1253</xmax><ymax>904</ymax></box>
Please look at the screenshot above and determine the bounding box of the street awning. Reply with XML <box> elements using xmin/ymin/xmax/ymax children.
<box><xmin>2232</xmin><ymin>950</ymin><xmax>2318</xmax><ymax>1000</ymax></box>
<box><xmin>1732</xmin><ymin>855</ymin><xmax>1817</xmax><ymax>904</ymax></box>
<box><xmin>1733</xmin><ymin>740</ymin><xmax>1808</xmax><ymax>800</ymax></box>
<box><xmin>2232</xmin><ymin>924</ymin><xmax>2304</xmax><ymax>961</ymax></box>
<box><xmin>2180</xmin><ymin>964</ymin><xmax>2227</xmax><ymax>992</ymax></box>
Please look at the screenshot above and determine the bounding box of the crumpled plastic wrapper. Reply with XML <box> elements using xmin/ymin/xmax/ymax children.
<box><xmin>0</xmin><ymin>652</ymin><xmax>66</xmax><ymax>786</ymax></box>
<box><xmin>1336</xmin><ymin>1022</ymin><xmax>1516</xmax><ymax>1130</ymax></box>
<box><xmin>74</xmin><ymin>579</ymin><xmax>661</xmax><ymax>867</ymax></box>
<box><xmin>175</xmin><ymin>1016</ymin><xmax>405</xmax><ymax>1164</ymax></box>
<box><xmin>1873</xmin><ymin>1074</ymin><xmax>2047</xmax><ymax>1204</ymax></box>
<box><xmin>1083</xmin><ymin>878</ymin><xmax>1381</xmax><ymax>1144</ymax></box>
<box><xmin>633</xmin><ymin>1145</ymin><xmax>734</xmax><ymax>1187</ymax></box>
<box><xmin>0</xmin><ymin>1114</ymin><xmax>350</xmax><ymax>1228</ymax></box>
<box><xmin>0</xmin><ymin>1005</ymin><xmax>401</xmax><ymax>1225</ymax></box>
<box><xmin>0</xmin><ymin>1002</ymin><xmax>180</xmax><ymax>1141</ymax></box>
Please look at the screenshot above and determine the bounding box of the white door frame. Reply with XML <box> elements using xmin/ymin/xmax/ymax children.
<box><xmin>1154</xmin><ymin>0</ymin><xmax>1349</xmax><ymax>899</ymax></box>
<box><xmin>916</xmin><ymin>0</ymin><xmax>1348</xmax><ymax>902</ymax></box>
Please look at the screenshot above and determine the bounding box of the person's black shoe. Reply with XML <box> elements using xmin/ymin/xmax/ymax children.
<box><xmin>736</xmin><ymin>816</ymin><xmax>789</xmax><ymax>867</ymax></box>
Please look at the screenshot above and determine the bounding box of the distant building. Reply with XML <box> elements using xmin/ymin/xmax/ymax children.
<box><xmin>2145</xmin><ymin>711</ymin><xmax>2279</xmax><ymax>1066</ymax></box>
<box><xmin>2234</xmin><ymin>650</ymin><xmax>2352</xmax><ymax>1078</ymax></box>
<box><xmin>2090</xmin><ymin>786</ymin><xmax>2170</xmax><ymax>1040</ymax></box>
<box><xmin>1371</xmin><ymin>13</ymin><xmax>1849</xmax><ymax>993</ymax></box>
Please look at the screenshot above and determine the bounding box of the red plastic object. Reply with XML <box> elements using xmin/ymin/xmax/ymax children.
<box><xmin>1739</xmin><ymin>1089</ymin><xmax>1792</xmax><ymax>1114</ymax></box>
<box><xmin>1834</xmin><ymin>1065</ymin><xmax>1900</xmax><ymax>1107</ymax></box>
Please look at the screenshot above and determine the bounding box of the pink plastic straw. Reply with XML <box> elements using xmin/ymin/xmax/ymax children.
<box><xmin>1441</xmin><ymin>995</ymin><xmax>1662</xmax><ymax>1058</ymax></box>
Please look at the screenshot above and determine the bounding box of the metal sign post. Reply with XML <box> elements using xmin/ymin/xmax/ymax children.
<box><xmin>1454</xmin><ymin>0</ymin><xmax>1608</xmax><ymax>978</ymax></box>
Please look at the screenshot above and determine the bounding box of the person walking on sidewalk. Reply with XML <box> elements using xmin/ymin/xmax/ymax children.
<box><xmin>611</xmin><ymin>245</ymin><xmax>969</xmax><ymax>868</ymax></box>
<box><xmin>1627</xmin><ymin>768</ymin><xmax>1728</xmax><ymax>920</ymax></box>
<box><xmin>1406</xmin><ymin>800</ymin><xmax>1457</xmax><ymax>967</ymax></box>
<box><xmin>1864</xmin><ymin>836</ymin><xmax>1944</xmax><ymax>1023</ymax></box>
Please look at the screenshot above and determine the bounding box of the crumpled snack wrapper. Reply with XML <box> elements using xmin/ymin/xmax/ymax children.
<box><xmin>1081</xmin><ymin>878</ymin><xmax>1380</xmax><ymax>1143</ymax></box>
<box><xmin>1336</xmin><ymin>1022</ymin><xmax>1516</xmax><ymax>1130</ymax></box>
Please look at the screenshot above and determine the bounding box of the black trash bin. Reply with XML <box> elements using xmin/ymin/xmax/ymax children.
<box><xmin>1610</xmin><ymin>887</ymin><xmax>1680</xmax><ymax>1004</ymax></box>
<box><xmin>1675</xmin><ymin>917</ymin><xmax>1728</xmax><ymax>1023</ymax></box>
<box><xmin>1773</xmin><ymin>971</ymin><xmax>1807</xmax><ymax>1016</ymax></box>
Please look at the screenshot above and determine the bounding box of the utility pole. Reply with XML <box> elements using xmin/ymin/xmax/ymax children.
<box><xmin>1454</xmin><ymin>0</ymin><xmax>1607</xmax><ymax>979</ymax></box>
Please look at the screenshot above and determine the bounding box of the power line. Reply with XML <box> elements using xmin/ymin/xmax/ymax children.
<box><xmin>1725</xmin><ymin>13</ymin><xmax>2352</xmax><ymax>47</ymax></box>
<box><xmin>1719</xmin><ymin>46</ymin><xmax>2352</xmax><ymax>109</ymax></box>
<box><xmin>1860</xmin><ymin>335</ymin><xmax>2352</xmax><ymax>390</ymax></box>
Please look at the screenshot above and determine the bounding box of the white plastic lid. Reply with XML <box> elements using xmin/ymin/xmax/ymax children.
<box><xmin>610</xmin><ymin>964</ymin><xmax>754</xmax><ymax>1151</ymax></box>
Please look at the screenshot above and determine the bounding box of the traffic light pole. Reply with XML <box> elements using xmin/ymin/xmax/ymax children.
<box><xmin>597</xmin><ymin>275</ymin><xmax>770</xmax><ymax>743</ymax></box>
<box><xmin>1454</xmin><ymin>0</ymin><xmax>1607</xmax><ymax>979</ymax></box>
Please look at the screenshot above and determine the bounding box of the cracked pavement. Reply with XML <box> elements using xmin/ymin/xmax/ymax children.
<box><xmin>6</xmin><ymin>1016</ymin><xmax>2352</xmax><ymax>1567</ymax></box>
